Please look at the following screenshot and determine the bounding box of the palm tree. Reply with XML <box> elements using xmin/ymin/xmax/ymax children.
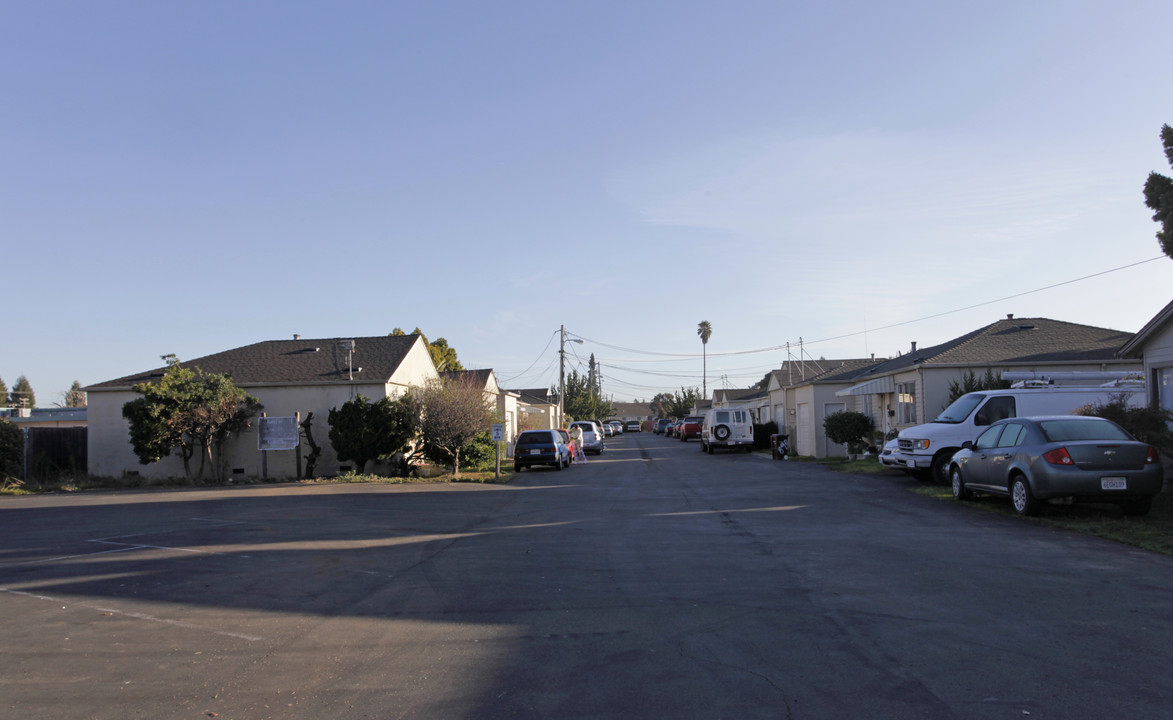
<box><xmin>697</xmin><ymin>320</ymin><xmax>712</xmax><ymax>398</ymax></box>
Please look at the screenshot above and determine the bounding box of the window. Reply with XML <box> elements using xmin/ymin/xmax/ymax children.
<box><xmin>995</xmin><ymin>424</ymin><xmax>1027</xmax><ymax>448</ymax></box>
<box><xmin>974</xmin><ymin>396</ymin><xmax>1015</xmax><ymax>426</ymax></box>
<box><xmin>715</xmin><ymin>410</ymin><xmax>730</xmax><ymax>423</ymax></box>
<box><xmin>974</xmin><ymin>425</ymin><xmax>1003</xmax><ymax>450</ymax></box>
<box><xmin>897</xmin><ymin>382</ymin><xmax>917</xmax><ymax>424</ymax></box>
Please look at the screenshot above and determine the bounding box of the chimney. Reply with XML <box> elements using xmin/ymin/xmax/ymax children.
<box><xmin>294</xmin><ymin>334</ymin><xmax>301</xmax><ymax>340</ymax></box>
<box><xmin>910</xmin><ymin>341</ymin><xmax>917</xmax><ymax>353</ymax></box>
<box><xmin>1006</xmin><ymin>314</ymin><xmax>1014</xmax><ymax>320</ymax></box>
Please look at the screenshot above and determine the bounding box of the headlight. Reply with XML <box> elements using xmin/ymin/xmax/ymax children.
<box><xmin>911</xmin><ymin>439</ymin><xmax>930</xmax><ymax>450</ymax></box>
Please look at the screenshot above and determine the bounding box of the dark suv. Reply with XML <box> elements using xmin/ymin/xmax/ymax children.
<box><xmin>514</xmin><ymin>430</ymin><xmax>570</xmax><ymax>472</ymax></box>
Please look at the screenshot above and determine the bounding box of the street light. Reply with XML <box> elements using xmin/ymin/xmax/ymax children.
<box><xmin>559</xmin><ymin>325</ymin><xmax>583</xmax><ymax>426</ymax></box>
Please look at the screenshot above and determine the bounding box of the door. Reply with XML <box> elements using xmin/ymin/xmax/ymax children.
<box><xmin>796</xmin><ymin>403</ymin><xmax>811</xmax><ymax>456</ymax></box>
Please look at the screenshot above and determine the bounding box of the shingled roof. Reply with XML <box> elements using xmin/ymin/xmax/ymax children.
<box><xmin>87</xmin><ymin>334</ymin><xmax>427</xmax><ymax>390</ymax></box>
<box><xmin>856</xmin><ymin>316</ymin><xmax>1133</xmax><ymax>381</ymax></box>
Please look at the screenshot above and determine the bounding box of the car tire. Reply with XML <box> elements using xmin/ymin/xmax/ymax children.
<box><xmin>714</xmin><ymin>424</ymin><xmax>731</xmax><ymax>441</ymax></box>
<box><xmin>1011</xmin><ymin>476</ymin><xmax>1039</xmax><ymax>516</ymax></box>
<box><xmin>706</xmin><ymin>443</ymin><xmax>715</xmax><ymax>455</ymax></box>
<box><xmin>950</xmin><ymin>466</ymin><xmax>969</xmax><ymax>500</ymax></box>
<box><xmin>931</xmin><ymin>451</ymin><xmax>954</xmax><ymax>485</ymax></box>
<box><xmin>514</xmin><ymin>464</ymin><xmax>522</xmax><ymax>472</ymax></box>
<box><xmin>1122</xmin><ymin>497</ymin><xmax>1153</xmax><ymax>516</ymax></box>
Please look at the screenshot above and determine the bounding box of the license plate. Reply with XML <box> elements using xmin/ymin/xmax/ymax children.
<box><xmin>529</xmin><ymin>449</ymin><xmax>542</xmax><ymax>455</ymax></box>
<box><xmin>1101</xmin><ymin>477</ymin><xmax>1127</xmax><ymax>490</ymax></box>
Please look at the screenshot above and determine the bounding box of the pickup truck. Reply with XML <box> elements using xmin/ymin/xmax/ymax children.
<box><xmin>678</xmin><ymin>415</ymin><xmax>704</xmax><ymax>442</ymax></box>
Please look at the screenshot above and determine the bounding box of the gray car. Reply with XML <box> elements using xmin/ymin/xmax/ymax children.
<box><xmin>948</xmin><ymin>415</ymin><xmax>1163</xmax><ymax>516</ymax></box>
<box><xmin>570</xmin><ymin>421</ymin><xmax>604</xmax><ymax>455</ymax></box>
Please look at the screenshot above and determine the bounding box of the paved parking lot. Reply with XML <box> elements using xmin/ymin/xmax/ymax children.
<box><xmin>4</xmin><ymin>432</ymin><xmax>1173</xmax><ymax>719</ymax></box>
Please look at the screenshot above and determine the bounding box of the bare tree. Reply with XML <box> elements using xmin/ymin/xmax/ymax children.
<box><xmin>417</xmin><ymin>376</ymin><xmax>496</xmax><ymax>476</ymax></box>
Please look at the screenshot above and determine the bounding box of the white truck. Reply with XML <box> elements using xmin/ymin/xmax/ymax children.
<box><xmin>893</xmin><ymin>376</ymin><xmax>1144</xmax><ymax>483</ymax></box>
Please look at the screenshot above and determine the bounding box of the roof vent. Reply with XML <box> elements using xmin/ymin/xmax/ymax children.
<box><xmin>1007</xmin><ymin>314</ymin><xmax>1014</xmax><ymax>320</ymax></box>
<box><xmin>293</xmin><ymin>334</ymin><xmax>300</xmax><ymax>340</ymax></box>
<box><xmin>1016</xmin><ymin>324</ymin><xmax>1036</xmax><ymax>331</ymax></box>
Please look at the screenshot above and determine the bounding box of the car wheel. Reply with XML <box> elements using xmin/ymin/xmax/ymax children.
<box><xmin>555</xmin><ymin>458</ymin><xmax>564</xmax><ymax>471</ymax></box>
<box><xmin>1122</xmin><ymin>497</ymin><xmax>1153</xmax><ymax>516</ymax></box>
<box><xmin>714</xmin><ymin>424</ymin><xmax>731</xmax><ymax>441</ymax></box>
<box><xmin>950</xmin><ymin>466</ymin><xmax>969</xmax><ymax>500</ymax></box>
<box><xmin>1010</xmin><ymin>476</ymin><xmax>1039</xmax><ymax>516</ymax></box>
<box><xmin>514</xmin><ymin>464</ymin><xmax>522</xmax><ymax>472</ymax></box>
<box><xmin>706</xmin><ymin>443</ymin><xmax>715</xmax><ymax>455</ymax></box>
<box><xmin>931</xmin><ymin>451</ymin><xmax>954</xmax><ymax>485</ymax></box>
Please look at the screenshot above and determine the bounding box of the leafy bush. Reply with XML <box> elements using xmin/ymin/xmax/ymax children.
<box><xmin>753</xmin><ymin>421</ymin><xmax>779</xmax><ymax>450</ymax></box>
<box><xmin>328</xmin><ymin>394</ymin><xmax>421</xmax><ymax>471</ymax></box>
<box><xmin>946</xmin><ymin>369</ymin><xmax>1010</xmax><ymax>405</ymax></box>
<box><xmin>1076</xmin><ymin>396</ymin><xmax>1173</xmax><ymax>455</ymax></box>
<box><xmin>823</xmin><ymin>411</ymin><xmax>875</xmax><ymax>454</ymax></box>
<box><xmin>0</xmin><ymin>419</ymin><xmax>22</xmax><ymax>482</ymax></box>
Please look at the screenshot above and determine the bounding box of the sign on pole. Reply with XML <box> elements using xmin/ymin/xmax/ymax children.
<box><xmin>258</xmin><ymin>416</ymin><xmax>300</xmax><ymax>451</ymax></box>
<box><xmin>491</xmin><ymin>423</ymin><xmax>504</xmax><ymax>442</ymax></box>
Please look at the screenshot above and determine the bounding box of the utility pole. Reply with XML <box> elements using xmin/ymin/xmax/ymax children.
<box><xmin>558</xmin><ymin>325</ymin><xmax>583</xmax><ymax>427</ymax></box>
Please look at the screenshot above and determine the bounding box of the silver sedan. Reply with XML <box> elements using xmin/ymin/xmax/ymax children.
<box><xmin>948</xmin><ymin>415</ymin><xmax>1164</xmax><ymax>516</ymax></box>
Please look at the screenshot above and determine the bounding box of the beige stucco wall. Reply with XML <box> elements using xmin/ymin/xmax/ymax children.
<box><xmin>87</xmin><ymin>336</ymin><xmax>442</xmax><ymax>481</ymax></box>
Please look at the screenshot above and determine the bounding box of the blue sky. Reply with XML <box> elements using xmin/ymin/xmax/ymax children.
<box><xmin>3</xmin><ymin>1</ymin><xmax>1172</xmax><ymax>406</ymax></box>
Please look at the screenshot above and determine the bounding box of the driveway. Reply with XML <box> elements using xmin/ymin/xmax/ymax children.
<box><xmin>3</xmin><ymin>432</ymin><xmax>1172</xmax><ymax>719</ymax></box>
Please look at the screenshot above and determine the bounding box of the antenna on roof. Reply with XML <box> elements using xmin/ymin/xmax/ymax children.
<box><xmin>339</xmin><ymin>340</ymin><xmax>356</xmax><ymax>380</ymax></box>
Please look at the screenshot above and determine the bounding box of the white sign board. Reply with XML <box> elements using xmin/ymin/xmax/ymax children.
<box><xmin>258</xmin><ymin>416</ymin><xmax>300</xmax><ymax>451</ymax></box>
<box><xmin>491</xmin><ymin>423</ymin><xmax>505</xmax><ymax>442</ymax></box>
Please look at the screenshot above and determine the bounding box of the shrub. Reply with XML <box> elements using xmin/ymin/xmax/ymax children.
<box><xmin>0</xmin><ymin>419</ymin><xmax>22</xmax><ymax>482</ymax></box>
<box><xmin>753</xmin><ymin>421</ymin><xmax>779</xmax><ymax>450</ymax></box>
<box><xmin>823</xmin><ymin>411</ymin><xmax>875</xmax><ymax>454</ymax></box>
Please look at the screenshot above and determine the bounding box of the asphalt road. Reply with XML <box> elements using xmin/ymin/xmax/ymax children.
<box><xmin>3</xmin><ymin>431</ymin><xmax>1173</xmax><ymax>719</ymax></box>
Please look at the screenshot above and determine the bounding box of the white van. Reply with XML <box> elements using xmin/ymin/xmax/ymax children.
<box><xmin>701</xmin><ymin>408</ymin><xmax>755</xmax><ymax>454</ymax></box>
<box><xmin>894</xmin><ymin>385</ymin><xmax>1144</xmax><ymax>483</ymax></box>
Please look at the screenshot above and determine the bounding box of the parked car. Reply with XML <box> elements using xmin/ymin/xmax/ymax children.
<box><xmin>601</xmin><ymin>422</ymin><xmax>614</xmax><ymax>437</ymax></box>
<box><xmin>653</xmin><ymin>418</ymin><xmax>673</xmax><ymax>434</ymax></box>
<box><xmin>625</xmin><ymin>420</ymin><xmax>642</xmax><ymax>432</ymax></box>
<box><xmin>678</xmin><ymin>416</ymin><xmax>704</xmax><ymax>442</ymax></box>
<box><xmin>609</xmin><ymin>421</ymin><xmax>624</xmax><ymax>435</ymax></box>
<box><xmin>570</xmin><ymin>421</ymin><xmax>605</xmax><ymax>454</ymax></box>
<box><xmin>879</xmin><ymin>438</ymin><xmax>899</xmax><ymax>467</ymax></box>
<box><xmin>701</xmin><ymin>408</ymin><xmax>755</xmax><ymax>453</ymax></box>
<box><xmin>948</xmin><ymin>416</ymin><xmax>1163</xmax><ymax>516</ymax></box>
<box><xmin>894</xmin><ymin>384</ymin><xmax>1145</xmax><ymax>484</ymax></box>
<box><xmin>514</xmin><ymin>429</ymin><xmax>571</xmax><ymax>472</ymax></box>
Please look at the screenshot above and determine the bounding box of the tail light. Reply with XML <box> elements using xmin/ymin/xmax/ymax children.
<box><xmin>1146</xmin><ymin>447</ymin><xmax>1160</xmax><ymax>464</ymax></box>
<box><xmin>1043</xmin><ymin>447</ymin><xmax>1074</xmax><ymax>465</ymax></box>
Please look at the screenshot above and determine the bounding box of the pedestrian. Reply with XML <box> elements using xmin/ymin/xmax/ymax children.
<box><xmin>570</xmin><ymin>424</ymin><xmax>586</xmax><ymax>463</ymax></box>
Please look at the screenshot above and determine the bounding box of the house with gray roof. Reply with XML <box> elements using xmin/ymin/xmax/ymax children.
<box><xmin>767</xmin><ymin>359</ymin><xmax>878</xmax><ymax>458</ymax></box>
<box><xmin>833</xmin><ymin>315</ymin><xmax>1141</xmax><ymax>449</ymax></box>
<box><xmin>1119</xmin><ymin>299</ymin><xmax>1173</xmax><ymax>423</ymax></box>
<box><xmin>85</xmin><ymin>334</ymin><xmax>439</xmax><ymax>480</ymax></box>
<box><xmin>443</xmin><ymin>369</ymin><xmax>519</xmax><ymax>445</ymax></box>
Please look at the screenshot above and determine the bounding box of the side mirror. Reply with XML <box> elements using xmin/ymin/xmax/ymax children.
<box><xmin>961</xmin><ymin>441</ymin><xmax>974</xmax><ymax>450</ymax></box>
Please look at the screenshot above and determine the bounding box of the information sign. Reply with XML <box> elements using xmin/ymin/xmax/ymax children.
<box><xmin>258</xmin><ymin>416</ymin><xmax>300</xmax><ymax>451</ymax></box>
<box><xmin>491</xmin><ymin>423</ymin><xmax>505</xmax><ymax>442</ymax></box>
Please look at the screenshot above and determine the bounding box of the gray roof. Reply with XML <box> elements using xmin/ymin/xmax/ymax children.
<box><xmin>442</xmin><ymin>369</ymin><xmax>495</xmax><ymax>390</ymax></box>
<box><xmin>857</xmin><ymin>316</ymin><xmax>1133</xmax><ymax>380</ymax></box>
<box><xmin>86</xmin><ymin>335</ymin><xmax>426</xmax><ymax>391</ymax></box>
<box><xmin>510</xmin><ymin>388</ymin><xmax>557</xmax><ymax>405</ymax></box>
<box><xmin>1120</xmin><ymin>299</ymin><xmax>1173</xmax><ymax>358</ymax></box>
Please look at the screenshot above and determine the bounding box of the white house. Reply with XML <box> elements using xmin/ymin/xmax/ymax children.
<box><xmin>85</xmin><ymin>334</ymin><xmax>439</xmax><ymax>480</ymax></box>
<box><xmin>1119</xmin><ymin>299</ymin><xmax>1173</xmax><ymax>424</ymax></box>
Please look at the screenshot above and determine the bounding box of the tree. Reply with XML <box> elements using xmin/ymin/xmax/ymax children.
<box><xmin>697</xmin><ymin>321</ymin><xmax>712</xmax><ymax>397</ymax></box>
<box><xmin>0</xmin><ymin>418</ymin><xmax>22</xmax><ymax>483</ymax></box>
<box><xmin>946</xmin><ymin>369</ymin><xmax>1011</xmax><ymax>405</ymax></box>
<box><xmin>417</xmin><ymin>376</ymin><xmax>496</xmax><ymax>476</ymax></box>
<box><xmin>649</xmin><ymin>387</ymin><xmax>702</xmax><ymax>418</ymax></box>
<box><xmin>562</xmin><ymin>370</ymin><xmax>614</xmax><ymax>422</ymax></box>
<box><xmin>0</xmin><ymin>377</ymin><xmax>7</xmax><ymax>406</ymax></box>
<box><xmin>11</xmin><ymin>375</ymin><xmax>35</xmax><ymax>408</ymax></box>
<box><xmin>823</xmin><ymin>411</ymin><xmax>875</xmax><ymax>454</ymax></box>
<box><xmin>122</xmin><ymin>360</ymin><xmax>263</xmax><ymax>482</ymax></box>
<box><xmin>62</xmin><ymin>381</ymin><xmax>86</xmax><ymax>408</ymax></box>
<box><xmin>390</xmin><ymin>328</ymin><xmax>464</xmax><ymax>371</ymax></box>
<box><xmin>1076</xmin><ymin>395</ymin><xmax>1173</xmax><ymax>456</ymax></box>
<box><xmin>327</xmin><ymin>393</ymin><xmax>420</xmax><ymax>472</ymax></box>
<box><xmin>1143</xmin><ymin>124</ymin><xmax>1173</xmax><ymax>259</ymax></box>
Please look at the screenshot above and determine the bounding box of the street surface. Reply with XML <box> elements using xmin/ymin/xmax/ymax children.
<box><xmin>3</xmin><ymin>430</ymin><xmax>1173</xmax><ymax>719</ymax></box>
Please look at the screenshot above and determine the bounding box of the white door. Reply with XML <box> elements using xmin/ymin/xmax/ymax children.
<box><xmin>796</xmin><ymin>403</ymin><xmax>811</xmax><ymax>456</ymax></box>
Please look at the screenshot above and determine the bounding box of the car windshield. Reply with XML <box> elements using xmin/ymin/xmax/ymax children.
<box><xmin>517</xmin><ymin>431</ymin><xmax>552</xmax><ymax>444</ymax></box>
<box><xmin>1039</xmin><ymin>419</ymin><xmax>1133</xmax><ymax>442</ymax></box>
<box><xmin>933</xmin><ymin>394</ymin><xmax>986</xmax><ymax>424</ymax></box>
